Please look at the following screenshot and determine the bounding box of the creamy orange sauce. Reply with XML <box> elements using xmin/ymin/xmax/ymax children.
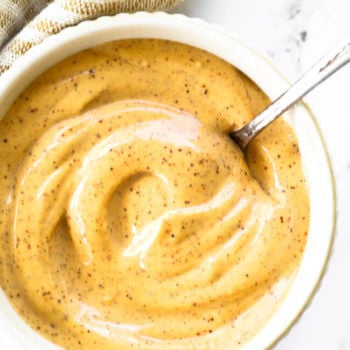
<box><xmin>0</xmin><ymin>39</ymin><xmax>309</xmax><ymax>349</ymax></box>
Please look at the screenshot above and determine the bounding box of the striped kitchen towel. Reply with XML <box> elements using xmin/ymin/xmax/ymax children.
<box><xmin>0</xmin><ymin>0</ymin><xmax>183</xmax><ymax>75</ymax></box>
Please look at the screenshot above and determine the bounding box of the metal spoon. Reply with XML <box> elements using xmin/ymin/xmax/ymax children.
<box><xmin>231</xmin><ymin>37</ymin><xmax>350</xmax><ymax>149</ymax></box>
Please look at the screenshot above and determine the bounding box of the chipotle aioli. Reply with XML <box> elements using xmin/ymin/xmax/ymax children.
<box><xmin>0</xmin><ymin>39</ymin><xmax>309</xmax><ymax>349</ymax></box>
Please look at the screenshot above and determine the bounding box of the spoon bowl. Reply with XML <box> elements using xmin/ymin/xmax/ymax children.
<box><xmin>0</xmin><ymin>12</ymin><xmax>335</xmax><ymax>350</ymax></box>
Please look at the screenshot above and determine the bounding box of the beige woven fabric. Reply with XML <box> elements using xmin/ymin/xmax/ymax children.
<box><xmin>0</xmin><ymin>0</ymin><xmax>183</xmax><ymax>75</ymax></box>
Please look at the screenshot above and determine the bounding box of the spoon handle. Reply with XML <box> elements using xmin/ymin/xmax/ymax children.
<box><xmin>231</xmin><ymin>37</ymin><xmax>350</xmax><ymax>149</ymax></box>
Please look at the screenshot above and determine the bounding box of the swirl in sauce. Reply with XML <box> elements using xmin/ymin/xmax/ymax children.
<box><xmin>0</xmin><ymin>39</ymin><xmax>309</xmax><ymax>349</ymax></box>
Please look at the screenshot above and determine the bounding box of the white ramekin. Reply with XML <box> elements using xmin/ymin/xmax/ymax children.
<box><xmin>0</xmin><ymin>12</ymin><xmax>335</xmax><ymax>350</ymax></box>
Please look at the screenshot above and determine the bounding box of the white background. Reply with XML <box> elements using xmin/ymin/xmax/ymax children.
<box><xmin>175</xmin><ymin>0</ymin><xmax>350</xmax><ymax>349</ymax></box>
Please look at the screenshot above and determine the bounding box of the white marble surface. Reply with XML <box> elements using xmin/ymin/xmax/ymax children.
<box><xmin>174</xmin><ymin>0</ymin><xmax>350</xmax><ymax>349</ymax></box>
